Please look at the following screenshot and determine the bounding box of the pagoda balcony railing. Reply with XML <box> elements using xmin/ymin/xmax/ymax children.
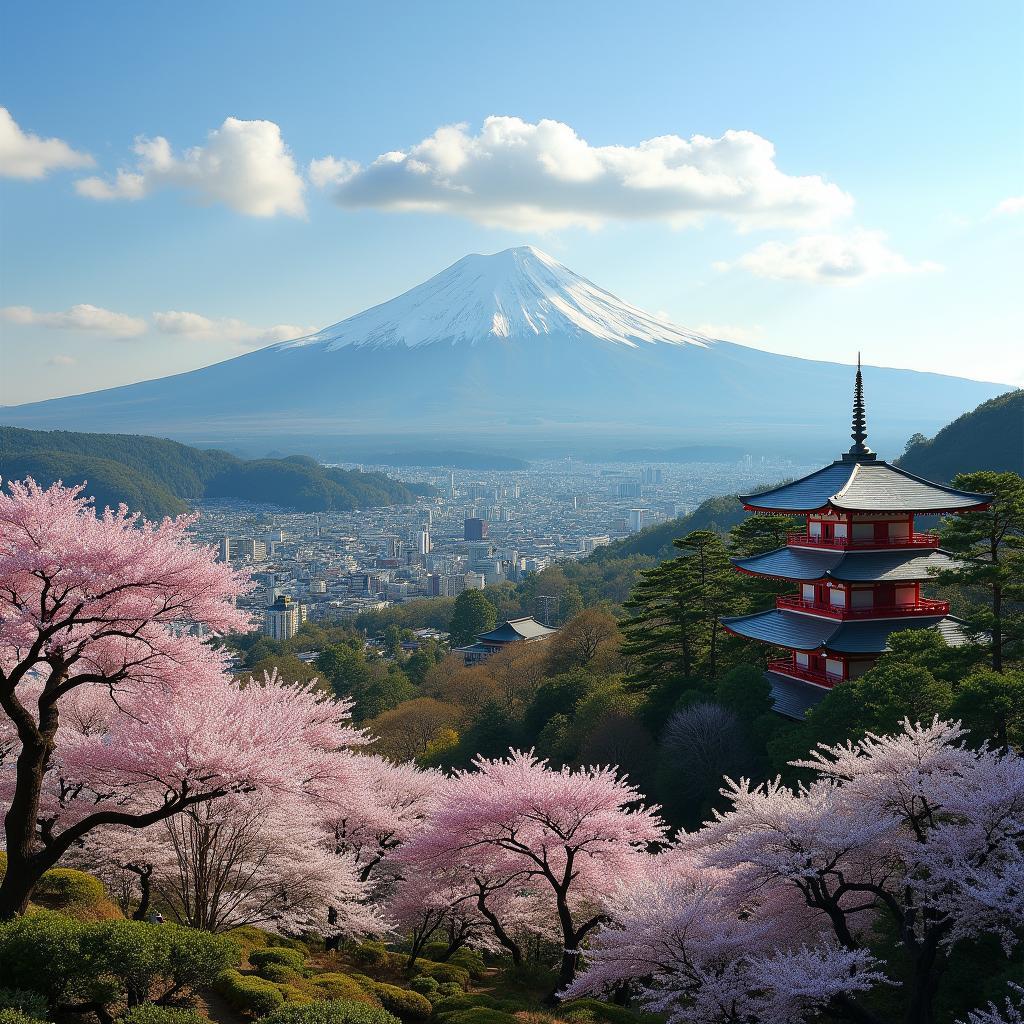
<box><xmin>775</xmin><ymin>596</ymin><xmax>950</xmax><ymax>619</ymax></box>
<box><xmin>786</xmin><ymin>531</ymin><xmax>940</xmax><ymax>550</ymax></box>
<box><xmin>766</xmin><ymin>658</ymin><xmax>842</xmax><ymax>688</ymax></box>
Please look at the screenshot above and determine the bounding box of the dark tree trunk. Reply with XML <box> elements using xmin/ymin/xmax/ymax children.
<box><xmin>0</xmin><ymin>722</ymin><xmax>56</xmax><ymax>918</ymax></box>
<box><xmin>130</xmin><ymin>865</ymin><xmax>153</xmax><ymax>921</ymax></box>
<box><xmin>477</xmin><ymin>891</ymin><xmax>522</xmax><ymax>965</ymax></box>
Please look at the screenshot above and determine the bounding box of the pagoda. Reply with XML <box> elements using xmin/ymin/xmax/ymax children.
<box><xmin>721</xmin><ymin>357</ymin><xmax>991</xmax><ymax>719</ymax></box>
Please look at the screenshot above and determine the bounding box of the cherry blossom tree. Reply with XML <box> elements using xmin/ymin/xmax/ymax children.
<box><xmin>959</xmin><ymin>985</ymin><xmax>1024</xmax><ymax>1024</ymax></box>
<box><xmin>397</xmin><ymin>750</ymin><xmax>666</xmax><ymax>989</ymax></box>
<box><xmin>79</xmin><ymin>792</ymin><xmax>380</xmax><ymax>936</ymax></box>
<box><xmin>0</xmin><ymin>479</ymin><xmax>359</xmax><ymax>917</ymax></box>
<box><xmin>318</xmin><ymin>755</ymin><xmax>439</xmax><ymax>886</ymax></box>
<box><xmin>569</xmin><ymin>719</ymin><xmax>1024</xmax><ymax>1024</ymax></box>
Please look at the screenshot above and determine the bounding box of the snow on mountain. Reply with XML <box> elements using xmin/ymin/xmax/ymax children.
<box><xmin>279</xmin><ymin>245</ymin><xmax>713</xmax><ymax>351</ymax></box>
<box><xmin>0</xmin><ymin>246</ymin><xmax>1010</xmax><ymax>453</ymax></box>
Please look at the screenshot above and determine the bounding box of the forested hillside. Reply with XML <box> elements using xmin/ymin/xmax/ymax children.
<box><xmin>0</xmin><ymin>426</ymin><xmax>434</xmax><ymax>516</ymax></box>
<box><xmin>897</xmin><ymin>388</ymin><xmax>1023</xmax><ymax>481</ymax></box>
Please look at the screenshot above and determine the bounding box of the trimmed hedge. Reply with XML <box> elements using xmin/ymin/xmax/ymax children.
<box><xmin>251</xmin><ymin>947</ymin><xmax>308</xmax><ymax>974</ymax></box>
<box><xmin>435</xmin><ymin>1010</ymin><xmax>516</xmax><ymax>1024</ymax></box>
<box><xmin>360</xmin><ymin>982</ymin><xmax>431</xmax><ymax>1023</ymax></box>
<box><xmin>559</xmin><ymin>1001</ymin><xmax>661</xmax><ymax>1024</ymax></box>
<box><xmin>411</xmin><ymin>962</ymin><xmax>469</xmax><ymax>990</ymax></box>
<box><xmin>308</xmin><ymin>975</ymin><xmax>380</xmax><ymax>1006</ymax></box>
<box><xmin>260</xmin><ymin>964</ymin><xmax>304</xmax><ymax>985</ymax></box>
<box><xmin>119</xmin><ymin>1008</ymin><xmax>209</xmax><ymax>1024</ymax></box>
<box><xmin>409</xmin><ymin>977</ymin><xmax>438</xmax><ymax>996</ymax></box>
<box><xmin>258</xmin><ymin>999</ymin><xmax>401</xmax><ymax>1024</ymax></box>
<box><xmin>216</xmin><ymin>969</ymin><xmax>286</xmax><ymax>1017</ymax></box>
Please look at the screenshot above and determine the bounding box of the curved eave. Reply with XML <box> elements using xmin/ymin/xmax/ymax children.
<box><xmin>740</xmin><ymin>459</ymin><xmax>992</xmax><ymax>515</ymax></box>
<box><xmin>721</xmin><ymin>609</ymin><xmax>970</xmax><ymax>654</ymax></box>
<box><xmin>731</xmin><ymin>546</ymin><xmax>966</xmax><ymax>583</ymax></box>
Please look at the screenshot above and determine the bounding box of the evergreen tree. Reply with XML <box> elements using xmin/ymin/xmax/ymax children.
<box><xmin>622</xmin><ymin>529</ymin><xmax>744</xmax><ymax>693</ymax></box>
<box><xmin>448</xmin><ymin>589</ymin><xmax>498</xmax><ymax>646</ymax></box>
<box><xmin>727</xmin><ymin>512</ymin><xmax>802</xmax><ymax>608</ymax></box>
<box><xmin>936</xmin><ymin>470</ymin><xmax>1024</xmax><ymax>671</ymax></box>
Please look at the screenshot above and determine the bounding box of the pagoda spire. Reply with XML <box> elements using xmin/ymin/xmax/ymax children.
<box><xmin>846</xmin><ymin>353</ymin><xmax>874</xmax><ymax>460</ymax></box>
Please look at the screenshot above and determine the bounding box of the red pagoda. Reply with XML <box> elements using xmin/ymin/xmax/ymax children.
<box><xmin>721</xmin><ymin>358</ymin><xmax>991</xmax><ymax>719</ymax></box>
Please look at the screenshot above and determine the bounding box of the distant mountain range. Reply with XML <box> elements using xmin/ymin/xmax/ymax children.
<box><xmin>896</xmin><ymin>389</ymin><xmax>1023</xmax><ymax>481</ymax></box>
<box><xmin>0</xmin><ymin>427</ymin><xmax>434</xmax><ymax>518</ymax></box>
<box><xmin>0</xmin><ymin>247</ymin><xmax>1011</xmax><ymax>458</ymax></box>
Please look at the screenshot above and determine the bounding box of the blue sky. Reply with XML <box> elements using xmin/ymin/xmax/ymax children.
<box><xmin>1</xmin><ymin>1</ymin><xmax>1022</xmax><ymax>404</ymax></box>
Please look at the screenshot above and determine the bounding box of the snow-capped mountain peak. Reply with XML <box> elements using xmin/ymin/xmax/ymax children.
<box><xmin>279</xmin><ymin>245</ymin><xmax>713</xmax><ymax>351</ymax></box>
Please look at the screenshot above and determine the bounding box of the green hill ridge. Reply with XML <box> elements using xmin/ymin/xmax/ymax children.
<box><xmin>896</xmin><ymin>389</ymin><xmax>1023</xmax><ymax>482</ymax></box>
<box><xmin>0</xmin><ymin>427</ymin><xmax>434</xmax><ymax>517</ymax></box>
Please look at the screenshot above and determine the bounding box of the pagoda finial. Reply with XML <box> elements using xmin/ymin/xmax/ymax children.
<box><xmin>847</xmin><ymin>353</ymin><xmax>874</xmax><ymax>460</ymax></box>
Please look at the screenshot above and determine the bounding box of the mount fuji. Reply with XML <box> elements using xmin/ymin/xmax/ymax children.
<box><xmin>1</xmin><ymin>246</ymin><xmax>1009</xmax><ymax>458</ymax></box>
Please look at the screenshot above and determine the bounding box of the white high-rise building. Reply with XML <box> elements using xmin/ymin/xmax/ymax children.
<box><xmin>416</xmin><ymin>530</ymin><xmax>431</xmax><ymax>554</ymax></box>
<box><xmin>628</xmin><ymin>509</ymin><xmax>646</xmax><ymax>532</ymax></box>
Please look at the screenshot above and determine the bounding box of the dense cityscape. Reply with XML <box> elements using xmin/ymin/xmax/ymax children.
<box><xmin>190</xmin><ymin>455</ymin><xmax>815</xmax><ymax>635</ymax></box>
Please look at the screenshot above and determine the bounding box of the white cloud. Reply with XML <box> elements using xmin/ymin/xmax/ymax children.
<box><xmin>46</xmin><ymin>354</ymin><xmax>77</xmax><ymax>367</ymax></box>
<box><xmin>308</xmin><ymin>155</ymin><xmax>359</xmax><ymax>188</ymax></box>
<box><xmin>75</xmin><ymin>117</ymin><xmax>306</xmax><ymax>217</ymax></box>
<box><xmin>312</xmin><ymin>116</ymin><xmax>853</xmax><ymax>231</ymax></box>
<box><xmin>152</xmin><ymin>310</ymin><xmax>315</xmax><ymax>347</ymax></box>
<box><xmin>0</xmin><ymin>303</ymin><xmax>146</xmax><ymax>337</ymax></box>
<box><xmin>0</xmin><ymin>106</ymin><xmax>93</xmax><ymax>179</ymax></box>
<box><xmin>714</xmin><ymin>230</ymin><xmax>941</xmax><ymax>284</ymax></box>
<box><xmin>994</xmin><ymin>195</ymin><xmax>1024</xmax><ymax>216</ymax></box>
<box><xmin>695</xmin><ymin>322</ymin><xmax>766</xmax><ymax>344</ymax></box>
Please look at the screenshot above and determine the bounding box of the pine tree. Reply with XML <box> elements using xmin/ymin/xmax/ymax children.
<box><xmin>936</xmin><ymin>471</ymin><xmax>1024</xmax><ymax>671</ymax></box>
<box><xmin>622</xmin><ymin>529</ymin><xmax>744</xmax><ymax>692</ymax></box>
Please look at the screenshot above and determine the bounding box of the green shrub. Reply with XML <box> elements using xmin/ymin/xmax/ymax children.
<box><xmin>258</xmin><ymin>998</ymin><xmax>401</xmax><ymax>1024</ymax></box>
<box><xmin>447</xmin><ymin>949</ymin><xmax>486</xmax><ymax>981</ymax></box>
<box><xmin>435</xmin><ymin>1010</ymin><xmax>516</xmax><ymax>1024</ymax></box>
<box><xmin>85</xmin><ymin>921</ymin><xmax>239</xmax><ymax>1006</ymax></box>
<box><xmin>0</xmin><ymin>991</ymin><xmax>47</xmax><ymax>1021</ymax></box>
<box><xmin>408</xmin><ymin>977</ymin><xmax>439</xmax><ymax>996</ymax></box>
<box><xmin>0</xmin><ymin>911</ymin><xmax>91</xmax><ymax>1005</ymax></box>
<box><xmin>216</xmin><ymin>969</ymin><xmax>286</xmax><ymax>1017</ymax></box>
<box><xmin>363</xmin><ymin>983</ymin><xmax>431</xmax><ymax>1023</ymax></box>
<box><xmin>228</xmin><ymin>926</ymin><xmax>273</xmax><ymax>958</ymax></box>
<box><xmin>433</xmin><ymin>996</ymin><xmax>527</xmax><ymax>1019</ymax></box>
<box><xmin>31</xmin><ymin>868</ymin><xmax>108</xmax><ymax>911</ymax></box>
<box><xmin>560</xmin><ymin>1001</ymin><xmax>660</xmax><ymax>1024</ymax></box>
<box><xmin>119</xmin><ymin>1007</ymin><xmax>209</xmax><ymax>1024</ymax></box>
<box><xmin>308</xmin><ymin>975</ymin><xmax>380</xmax><ymax>1006</ymax></box>
<box><xmin>350</xmin><ymin>941</ymin><xmax>391</xmax><ymax>968</ymax></box>
<box><xmin>411</xmin><ymin>962</ymin><xmax>469</xmax><ymax>989</ymax></box>
<box><xmin>251</xmin><ymin>947</ymin><xmax>307</xmax><ymax>974</ymax></box>
<box><xmin>259</xmin><ymin>963</ymin><xmax>304</xmax><ymax>984</ymax></box>
<box><xmin>277</xmin><ymin>984</ymin><xmax>315</xmax><ymax>1005</ymax></box>
<box><xmin>434</xmin><ymin>984</ymin><xmax>465</xmax><ymax>1000</ymax></box>
<box><xmin>0</xmin><ymin>1012</ymin><xmax>40</xmax><ymax>1024</ymax></box>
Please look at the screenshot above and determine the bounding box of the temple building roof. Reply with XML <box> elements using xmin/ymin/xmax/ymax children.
<box><xmin>740</xmin><ymin>461</ymin><xmax>991</xmax><ymax>514</ymax></box>
<box><xmin>732</xmin><ymin>546</ymin><xmax>964</xmax><ymax>582</ymax></box>
<box><xmin>721</xmin><ymin>608</ymin><xmax>972</xmax><ymax>654</ymax></box>
<box><xmin>740</xmin><ymin>356</ymin><xmax>990</xmax><ymax>515</ymax></box>
<box><xmin>766</xmin><ymin>672</ymin><xmax>830</xmax><ymax>720</ymax></box>
<box><xmin>476</xmin><ymin>616</ymin><xmax>558</xmax><ymax>643</ymax></box>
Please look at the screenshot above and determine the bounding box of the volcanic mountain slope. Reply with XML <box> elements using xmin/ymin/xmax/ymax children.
<box><xmin>1</xmin><ymin>246</ymin><xmax>1010</xmax><ymax>454</ymax></box>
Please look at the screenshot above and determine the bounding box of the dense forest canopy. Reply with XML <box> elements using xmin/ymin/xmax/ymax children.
<box><xmin>0</xmin><ymin>426</ymin><xmax>434</xmax><ymax>516</ymax></box>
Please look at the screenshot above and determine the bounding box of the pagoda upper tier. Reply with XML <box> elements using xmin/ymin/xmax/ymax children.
<box><xmin>739</xmin><ymin>460</ymin><xmax>990</xmax><ymax>515</ymax></box>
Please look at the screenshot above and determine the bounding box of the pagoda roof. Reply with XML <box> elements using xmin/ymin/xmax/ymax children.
<box><xmin>477</xmin><ymin>616</ymin><xmax>558</xmax><ymax>643</ymax></box>
<box><xmin>765</xmin><ymin>671</ymin><xmax>830</xmax><ymax>720</ymax></box>
<box><xmin>732</xmin><ymin>546</ymin><xmax>964</xmax><ymax>583</ymax></box>
<box><xmin>721</xmin><ymin>608</ymin><xmax>972</xmax><ymax>654</ymax></box>
<box><xmin>740</xmin><ymin>460</ymin><xmax>991</xmax><ymax>515</ymax></box>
